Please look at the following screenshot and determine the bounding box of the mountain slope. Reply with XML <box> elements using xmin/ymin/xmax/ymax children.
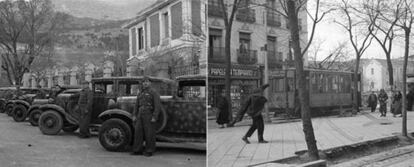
<box><xmin>52</xmin><ymin>0</ymin><xmax>154</xmax><ymax>20</ymax></box>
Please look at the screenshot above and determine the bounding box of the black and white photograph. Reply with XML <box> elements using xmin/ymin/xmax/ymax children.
<box><xmin>2</xmin><ymin>0</ymin><xmax>414</xmax><ymax>166</ymax></box>
<box><xmin>0</xmin><ymin>0</ymin><xmax>206</xmax><ymax>166</ymax></box>
<box><xmin>207</xmin><ymin>0</ymin><xmax>414</xmax><ymax>166</ymax></box>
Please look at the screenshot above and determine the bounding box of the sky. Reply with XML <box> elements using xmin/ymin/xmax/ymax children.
<box><xmin>309</xmin><ymin>0</ymin><xmax>412</xmax><ymax>61</ymax></box>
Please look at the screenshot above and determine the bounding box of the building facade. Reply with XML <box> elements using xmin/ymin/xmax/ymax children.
<box><xmin>360</xmin><ymin>58</ymin><xmax>414</xmax><ymax>92</ymax></box>
<box><xmin>124</xmin><ymin>0</ymin><xmax>207</xmax><ymax>79</ymax></box>
<box><xmin>208</xmin><ymin>0</ymin><xmax>308</xmax><ymax>110</ymax></box>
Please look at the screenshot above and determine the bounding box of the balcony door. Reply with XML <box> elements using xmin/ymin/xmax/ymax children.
<box><xmin>209</xmin><ymin>29</ymin><xmax>223</xmax><ymax>61</ymax></box>
<box><xmin>239</xmin><ymin>32</ymin><xmax>251</xmax><ymax>54</ymax></box>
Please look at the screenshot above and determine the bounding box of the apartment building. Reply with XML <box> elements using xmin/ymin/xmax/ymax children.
<box><xmin>207</xmin><ymin>0</ymin><xmax>308</xmax><ymax>109</ymax></box>
<box><xmin>123</xmin><ymin>0</ymin><xmax>207</xmax><ymax>79</ymax></box>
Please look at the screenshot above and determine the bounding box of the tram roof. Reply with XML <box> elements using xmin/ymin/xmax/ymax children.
<box><xmin>282</xmin><ymin>68</ymin><xmax>354</xmax><ymax>74</ymax></box>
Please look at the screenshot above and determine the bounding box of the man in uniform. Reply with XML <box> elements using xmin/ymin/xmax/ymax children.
<box><xmin>131</xmin><ymin>76</ymin><xmax>161</xmax><ymax>156</ymax></box>
<box><xmin>78</xmin><ymin>81</ymin><xmax>93</xmax><ymax>138</ymax></box>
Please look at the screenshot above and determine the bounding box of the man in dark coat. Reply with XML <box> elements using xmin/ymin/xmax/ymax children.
<box><xmin>227</xmin><ymin>84</ymin><xmax>269</xmax><ymax>127</ymax></box>
<box><xmin>367</xmin><ymin>91</ymin><xmax>378</xmax><ymax>113</ymax></box>
<box><xmin>78</xmin><ymin>81</ymin><xmax>93</xmax><ymax>138</ymax></box>
<box><xmin>131</xmin><ymin>76</ymin><xmax>161</xmax><ymax>156</ymax></box>
<box><xmin>238</xmin><ymin>84</ymin><xmax>269</xmax><ymax>144</ymax></box>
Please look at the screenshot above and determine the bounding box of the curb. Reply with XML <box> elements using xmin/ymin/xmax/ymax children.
<box><xmin>251</xmin><ymin>133</ymin><xmax>414</xmax><ymax>167</ymax></box>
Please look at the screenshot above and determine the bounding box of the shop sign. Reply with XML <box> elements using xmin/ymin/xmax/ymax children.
<box><xmin>209</xmin><ymin>67</ymin><xmax>259</xmax><ymax>77</ymax></box>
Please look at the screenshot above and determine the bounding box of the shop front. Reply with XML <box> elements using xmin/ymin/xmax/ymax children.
<box><xmin>208</xmin><ymin>63</ymin><xmax>262</xmax><ymax>113</ymax></box>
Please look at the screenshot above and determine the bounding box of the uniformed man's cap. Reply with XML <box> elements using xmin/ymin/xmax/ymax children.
<box><xmin>143</xmin><ymin>76</ymin><xmax>150</xmax><ymax>82</ymax></box>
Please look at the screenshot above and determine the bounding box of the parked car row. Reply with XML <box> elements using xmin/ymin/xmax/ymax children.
<box><xmin>0</xmin><ymin>75</ymin><xmax>207</xmax><ymax>152</ymax></box>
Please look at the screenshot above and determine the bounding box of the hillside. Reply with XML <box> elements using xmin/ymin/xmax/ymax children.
<box><xmin>52</xmin><ymin>0</ymin><xmax>153</xmax><ymax>20</ymax></box>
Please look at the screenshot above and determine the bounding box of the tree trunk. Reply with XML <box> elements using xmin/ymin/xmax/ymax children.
<box><xmin>225</xmin><ymin>25</ymin><xmax>233</xmax><ymax>121</ymax></box>
<box><xmin>287</xmin><ymin>0</ymin><xmax>319</xmax><ymax>160</ymax></box>
<box><xmin>353</xmin><ymin>57</ymin><xmax>360</xmax><ymax>114</ymax></box>
<box><xmin>386</xmin><ymin>54</ymin><xmax>394</xmax><ymax>89</ymax></box>
<box><xmin>402</xmin><ymin>28</ymin><xmax>410</xmax><ymax>137</ymax></box>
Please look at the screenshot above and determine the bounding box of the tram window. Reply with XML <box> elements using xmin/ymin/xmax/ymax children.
<box><xmin>287</xmin><ymin>78</ymin><xmax>295</xmax><ymax>92</ymax></box>
<box><xmin>310</xmin><ymin>73</ymin><xmax>318</xmax><ymax>93</ymax></box>
<box><xmin>327</xmin><ymin>74</ymin><xmax>335</xmax><ymax>92</ymax></box>
<box><xmin>342</xmin><ymin>75</ymin><xmax>351</xmax><ymax>93</ymax></box>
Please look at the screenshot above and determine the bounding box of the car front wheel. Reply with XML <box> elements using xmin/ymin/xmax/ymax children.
<box><xmin>6</xmin><ymin>104</ymin><xmax>13</xmax><ymax>116</ymax></box>
<box><xmin>39</xmin><ymin>110</ymin><xmax>63</xmax><ymax>135</ymax></box>
<box><xmin>29</xmin><ymin>109</ymin><xmax>42</xmax><ymax>126</ymax></box>
<box><xmin>99</xmin><ymin>118</ymin><xmax>131</xmax><ymax>152</ymax></box>
<box><xmin>12</xmin><ymin>104</ymin><xmax>27</xmax><ymax>122</ymax></box>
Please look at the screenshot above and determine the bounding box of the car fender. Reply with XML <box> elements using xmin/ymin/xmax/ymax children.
<box><xmin>98</xmin><ymin>109</ymin><xmax>132</xmax><ymax>121</ymax></box>
<box><xmin>14</xmin><ymin>100</ymin><xmax>30</xmax><ymax>109</ymax></box>
<box><xmin>39</xmin><ymin>104</ymin><xmax>66</xmax><ymax>116</ymax></box>
<box><xmin>5</xmin><ymin>100</ymin><xmax>15</xmax><ymax>107</ymax></box>
<box><xmin>28</xmin><ymin>104</ymin><xmax>42</xmax><ymax>114</ymax></box>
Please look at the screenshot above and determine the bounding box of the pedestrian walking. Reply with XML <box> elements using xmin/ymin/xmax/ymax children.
<box><xmin>391</xmin><ymin>91</ymin><xmax>402</xmax><ymax>117</ymax></box>
<box><xmin>78</xmin><ymin>81</ymin><xmax>93</xmax><ymax>138</ymax></box>
<box><xmin>131</xmin><ymin>76</ymin><xmax>161</xmax><ymax>157</ymax></box>
<box><xmin>215</xmin><ymin>90</ymin><xmax>229</xmax><ymax>128</ymax></box>
<box><xmin>367</xmin><ymin>91</ymin><xmax>378</xmax><ymax>113</ymax></box>
<box><xmin>378</xmin><ymin>89</ymin><xmax>388</xmax><ymax>117</ymax></box>
<box><xmin>239</xmin><ymin>84</ymin><xmax>269</xmax><ymax>144</ymax></box>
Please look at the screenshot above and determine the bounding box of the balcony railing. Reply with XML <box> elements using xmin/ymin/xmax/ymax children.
<box><xmin>237</xmin><ymin>49</ymin><xmax>257</xmax><ymax>65</ymax></box>
<box><xmin>208</xmin><ymin>47</ymin><xmax>226</xmax><ymax>64</ymax></box>
<box><xmin>173</xmin><ymin>65</ymin><xmax>200</xmax><ymax>77</ymax></box>
<box><xmin>208</xmin><ymin>4</ymin><xmax>224</xmax><ymax>18</ymax></box>
<box><xmin>268</xmin><ymin>51</ymin><xmax>283</xmax><ymax>68</ymax></box>
<box><xmin>267</xmin><ymin>12</ymin><xmax>281</xmax><ymax>27</ymax></box>
<box><xmin>236</xmin><ymin>8</ymin><xmax>256</xmax><ymax>23</ymax></box>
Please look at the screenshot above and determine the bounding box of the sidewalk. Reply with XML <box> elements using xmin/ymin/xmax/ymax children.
<box><xmin>207</xmin><ymin>110</ymin><xmax>414</xmax><ymax>167</ymax></box>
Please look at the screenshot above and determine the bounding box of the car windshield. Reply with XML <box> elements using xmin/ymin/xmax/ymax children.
<box><xmin>93</xmin><ymin>81</ymin><xmax>114</xmax><ymax>94</ymax></box>
<box><xmin>118</xmin><ymin>81</ymin><xmax>140</xmax><ymax>96</ymax></box>
<box><xmin>177</xmin><ymin>79</ymin><xmax>206</xmax><ymax>98</ymax></box>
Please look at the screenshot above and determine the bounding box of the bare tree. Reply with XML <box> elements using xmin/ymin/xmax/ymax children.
<box><xmin>362</xmin><ymin>0</ymin><xmax>401</xmax><ymax>90</ymax></box>
<box><xmin>217</xmin><ymin>0</ymin><xmax>242</xmax><ymax>121</ymax></box>
<box><xmin>391</xmin><ymin>0</ymin><xmax>413</xmax><ymax>137</ymax></box>
<box><xmin>0</xmin><ymin>0</ymin><xmax>66</xmax><ymax>86</ymax></box>
<box><xmin>335</xmin><ymin>0</ymin><xmax>375</xmax><ymax>113</ymax></box>
<box><xmin>309</xmin><ymin>41</ymin><xmax>350</xmax><ymax>70</ymax></box>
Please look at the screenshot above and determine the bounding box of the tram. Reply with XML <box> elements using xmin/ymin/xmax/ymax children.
<box><xmin>268</xmin><ymin>68</ymin><xmax>361</xmax><ymax>116</ymax></box>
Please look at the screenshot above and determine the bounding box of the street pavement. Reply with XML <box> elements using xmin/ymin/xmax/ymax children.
<box><xmin>333</xmin><ymin>143</ymin><xmax>414</xmax><ymax>167</ymax></box>
<box><xmin>0</xmin><ymin>114</ymin><xmax>205</xmax><ymax>167</ymax></box>
<box><xmin>208</xmin><ymin>110</ymin><xmax>414</xmax><ymax>167</ymax></box>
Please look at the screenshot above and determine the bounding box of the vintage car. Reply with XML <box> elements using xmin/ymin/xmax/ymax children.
<box><xmin>11</xmin><ymin>88</ymin><xmax>53</xmax><ymax>122</ymax></box>
<box><xmin>98</xmin><ymin>75</ymin><xmax>206</xmax><ymax>151</ymax></box>
<box><xmin>3</xmin><ymin>87</ymin><xmax>44</xmax><ymax>116</ymax></box>
<box><xmin>21</xmin><ymin>85</ymin><xmax>81</xmax><ymax>126</ymax></box>
<box><xmin>35</xmin><ymin>76</ymin><xmax>206</xmax><ymax>151</ymax></box>
<box><xmin>0</xmin><ymin>87</ymin><xmax>17</xmax><ymax>113</ymax></box>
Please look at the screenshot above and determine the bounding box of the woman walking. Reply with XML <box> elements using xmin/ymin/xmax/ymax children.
<box><xmin>392</xmin><ymin>91</ymin><xmax>402</xmax><ymax>117</ymax></box>
<box><xmin>215</xmin><ymin>90</ymin><xmax>229</xmax><ymax>128</ymax></box>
